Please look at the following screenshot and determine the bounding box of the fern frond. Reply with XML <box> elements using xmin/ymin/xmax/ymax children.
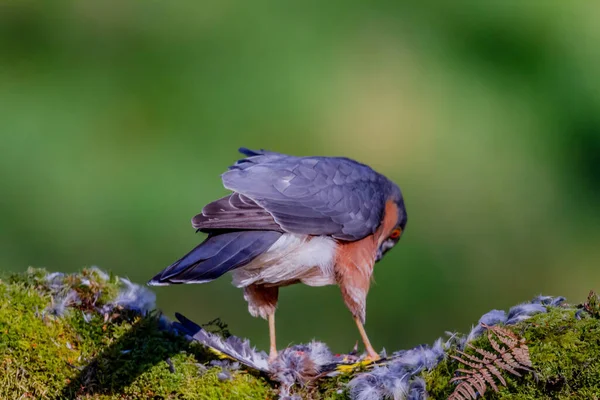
<box><xmin>448</xmin><ymin>324</ymin><xmax>533</xmax><ymax>400</ymax></box>
<box><xmin>480</xmin><ymin>368</ymin><xmax>500</xmax><ymax>392</ymax></box>
<box><xmin>450</xmin><ymin>352</ymin><xmax>483</xmax><ymax>369</ymax></box>
<box><xmin>485</xmin><ymin>364</ymin><xmax>507</xmax><ymax>387</ymax></box>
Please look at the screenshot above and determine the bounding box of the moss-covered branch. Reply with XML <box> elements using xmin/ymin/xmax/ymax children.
<box><xmin>1</xmin><ymin>268</ymin><xmax>599</xmax><ymax>399</ymax></box>
<box><xmin>425</xmin><ymin>307</ymin><xmax>600</xmax><ymax>399</ymax></box>
<box><xmin>0</xmin><ymin>268</ymin><xmax>273</xmax><ymax>399</ymax></box>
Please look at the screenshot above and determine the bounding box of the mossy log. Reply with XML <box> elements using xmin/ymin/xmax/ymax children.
<box><xmin>1</xmin><ymin>268</ymin><xmax>599</xmax><ymax>399</ymax></box>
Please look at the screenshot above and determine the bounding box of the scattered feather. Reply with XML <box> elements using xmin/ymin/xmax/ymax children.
<box><xmin>531</xmin><ymin>295</ymin><xmax>565</xmax><ymax>306</ymax></box>
<box><xmin>81</xmin><ymin>311</ymin><xmax>93</xmax><ymax>323</ymax></box>
<box><xmin>217</xmin><ymin>369</ymin><xmax>232</xmax><ymax>381</ymax></box>
<box><xmin>505</xmin><ymin>303</ymin><xmax>546</xmax><ymax>325</ymax></box>
<box><xmin>407</xmin><ymin>377</ymin><xmax>427</xmax><ymax>400</ymax></box>
<box><xmin>465</xmin><ymin>310</ymin><xmax>506</xmax><ymax>344</ymax></box>
<box><xmin>166</xmin><ymin>357</ymin><xmax>176</xmax><ymax>373</ymax></box>
<box><xmin>110</xmin><ymin>278</ymin><xmax>156</xmax><ymax>314</ymax></box>
<box><xmin>88</xmin><ymin>266</ymin><xmax>110</xmax><ymax>282</ymax></box>
<box><xmin>45</xmin><ymin>290</ymin><xmax>80</xmax><ymax>317</ymax></box>
<box><xmin>172</xmin><ymin>312</ymin><xmax>270</xmax><ymax>372</ymax></box>
<box><xmin>464</xmin><ymin>296</ymin><xmax>564</xmax><ymax>345</ymax></box>
<box><xmin>270</xmin><ymin>341</ymin><xmax>334</xmax><ymax>394</ymax></box>
<box><xmin>348</xmin><ymin>340</ymin><xmax>444</xmax><ymax>400</ymax></box>
<box><xmin>33</xmin><ymin>269</ymin><xmax>574</xmax><ymax>400</ymax></box>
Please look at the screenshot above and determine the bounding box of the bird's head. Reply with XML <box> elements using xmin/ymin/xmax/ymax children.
<box><xmin>375</xmin><ymin>186</ymin><xmax>407</xmax><ymax>263</ymax></box>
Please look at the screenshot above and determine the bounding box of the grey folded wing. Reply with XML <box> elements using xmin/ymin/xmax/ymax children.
<box><xmin>216</xmin><ymin>148</ymin><xmax>391</xmax><ymax>241</ymax></box>
<box><xmin>148</xmin><ymin>230</ymin><xmax>282</xmax><ymax>285</ymax></box>
<box><xmin>192</xmin><ymin>192</ymin><xmax>283</xmax><ymax>232</ymax></box>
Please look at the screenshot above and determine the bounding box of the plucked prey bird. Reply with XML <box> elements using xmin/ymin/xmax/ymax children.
<box><xmin>148</xmin><ymin>148</ymin><xmax>407</xmax><ymax>361</ymax></box>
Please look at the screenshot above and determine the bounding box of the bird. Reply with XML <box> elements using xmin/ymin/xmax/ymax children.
<box><xmin>148</xmin><ymin>148</ymin><xmax>407</xmax><ymax>362</ymax></box>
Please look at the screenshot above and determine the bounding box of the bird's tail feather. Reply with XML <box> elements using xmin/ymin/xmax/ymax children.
<box><xmin>148</xmin><ymin>230</ymin><xmax>281</xmax><ymax>285</ymax></box>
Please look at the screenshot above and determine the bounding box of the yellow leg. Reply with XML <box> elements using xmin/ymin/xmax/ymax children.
<box><xmin>268</xmin><ymin>312</ymin><xmax>278</xmax><ymax>362</ymax></box>
<box><xmin>354</xmin><ymin>317</ymin><xmax>380</xmax><ymax>361</ymax></box>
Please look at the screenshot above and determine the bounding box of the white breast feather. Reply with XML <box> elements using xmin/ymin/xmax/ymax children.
<box><xmin>231</xmin><ymin>233</ymin><xmax>337</xmax><ymax>288</ymax></box>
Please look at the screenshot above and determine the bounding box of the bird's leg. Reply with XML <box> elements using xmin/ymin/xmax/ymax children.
<box><xmin>354</xmin><ymin>317</ymin><xmax>380</xmax><ymax>361</ymax></box>
<box><xmin>243</xmin><ymin>284</ymin><xmax>279</xmax><ymax>362</ymax></box>
<box><xmin>268</xmin><ymin>312</ymin><xmax>278</xmax><ymax>362</ymax></box>
<box><xmin>334</xmin><ymin>238</ymin><xmax>380</xmax><ymax>361</ymax></box>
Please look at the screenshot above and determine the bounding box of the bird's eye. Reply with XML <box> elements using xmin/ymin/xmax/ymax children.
<box><xmin>390</xmin><ymin>228</ymin><xmax>402</xmax><ymax>239</ymax></box>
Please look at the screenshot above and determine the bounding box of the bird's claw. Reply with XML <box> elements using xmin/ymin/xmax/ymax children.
<box><xmin>364</xmin><ymin>353</ymin><xmax>381</xmax><ymax>363</ymax></box>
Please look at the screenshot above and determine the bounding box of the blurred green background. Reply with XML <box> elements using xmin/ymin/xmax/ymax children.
<box><xmin>1</xmin><ymin>1</ymin><xmax>599</xmax><ymax>354</ymax></box>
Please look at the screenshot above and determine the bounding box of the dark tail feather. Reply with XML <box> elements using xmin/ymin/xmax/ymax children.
<box><xmin>148</xmin><ymin>231</ymin><xmax>281</xmax><ymax>286</ymax></box>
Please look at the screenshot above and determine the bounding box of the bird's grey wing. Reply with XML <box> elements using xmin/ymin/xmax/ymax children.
<box><xmin>192</xmin><ymin>192</ymin><xmax>283</xmax><ymax>232</ymax></box>
<box><xmin>148</xmin><ymin>230</ymin><xmax>282</xmax><ymax>285</ymax></box>
<box><xmin>221</xmin><ymin>148</ymin><xmax>390</xmax><ymax>241</ymax></box>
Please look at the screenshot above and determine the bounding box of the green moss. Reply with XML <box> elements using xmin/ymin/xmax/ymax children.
<box><xmin>4</xmin><ymin>268</ymin><xmax>599</xmax><ymax>399</ymax></box>
<box><xmin>0</xmin><ymin>268</ymin><xmax>273</xmax><ymax>400</ymax></box>
<box><xmin>424</xmin><ymin>308</ymin><xmax>600</xmax><ymax>399</ymax></box>
<box><xmin>0</xmin><ymin>272</ymin><xmax>80</xmax><ymax>398</ymax></box>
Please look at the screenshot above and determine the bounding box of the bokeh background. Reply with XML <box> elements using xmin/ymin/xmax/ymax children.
<box><xmin>1</xmin><ymin>1</ymin><xmax>599</xmax><ymax>354</ymax></box>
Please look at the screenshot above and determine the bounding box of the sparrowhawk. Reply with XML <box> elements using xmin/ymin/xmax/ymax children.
<box><xmin>148</xmin><ymin>148</ymin><xmax>407</xmax><ymax>361</ymax></box>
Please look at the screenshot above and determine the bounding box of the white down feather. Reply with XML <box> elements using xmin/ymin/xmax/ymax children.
<box><xmin>231</xmin><ymin>233</ymin><xmax>337</xmax><ymax>288</ymax></box>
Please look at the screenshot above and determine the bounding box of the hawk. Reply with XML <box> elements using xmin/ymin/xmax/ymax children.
<box><xmin>149</xmin><ymin>148</ymin><xmax>407</xmax><ymax>361</ymax></box>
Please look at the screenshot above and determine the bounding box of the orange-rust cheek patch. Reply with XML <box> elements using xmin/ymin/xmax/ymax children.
<box><xmin>374</xmin><ymin>199</ymin><xmax>400</xmax><ymax>245</ymax></box>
